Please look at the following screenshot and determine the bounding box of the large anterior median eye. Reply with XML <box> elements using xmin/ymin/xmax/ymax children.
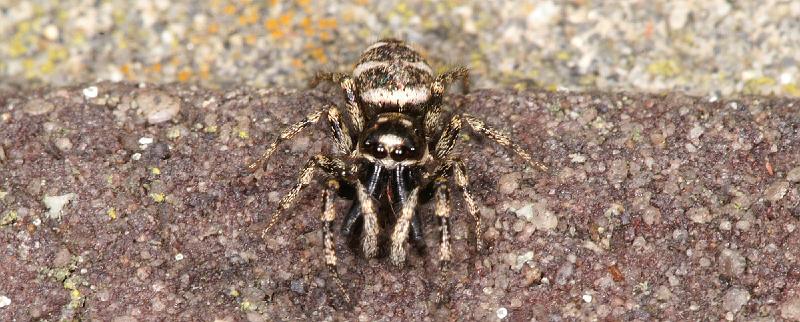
<box><xmin>390</xmin><ymin>146</ymin><xmax>405</xmax><ymax>161</ymax></box>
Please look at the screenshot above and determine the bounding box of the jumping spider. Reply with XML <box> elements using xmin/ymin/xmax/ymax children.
<box><xmin>249</xmin><ymin>39</ymin><xmax>547</xmax><ymax>304</ymax></box>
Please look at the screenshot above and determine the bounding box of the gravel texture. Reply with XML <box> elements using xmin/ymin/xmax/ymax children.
<box><xmin>1</xmin><ymin>83</ymin><xmax>799</xmax><ymax>320</ymax></box>
<box><xmin>2</xmin><ymin>1</ymin><xmax>800</xmax><ymax>97</ymax></box>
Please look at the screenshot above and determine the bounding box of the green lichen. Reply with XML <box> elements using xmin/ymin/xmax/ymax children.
<box><xmin>0</xmin><ymin>211</ymin><xmax>17</xmax><ymax>227</ymax></box>
<box><xmin>150</xmin><ymin>193</ymin><xmax>166</xmax><ymax>203</ymax></box>
<box><xmin>647</xmin><ymin>59</ymin><xmax>681</xmax><ymax>77</ymax></box>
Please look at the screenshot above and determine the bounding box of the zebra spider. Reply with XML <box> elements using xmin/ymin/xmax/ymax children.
<box><xmin>249</xmin><ymin>39</ymin><xmax>547</xmax><ymax>304</ymax></box>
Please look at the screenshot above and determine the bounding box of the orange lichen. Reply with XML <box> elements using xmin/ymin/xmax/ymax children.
<box><xmin>120</xmin><ymin>64</ymin><xmax>131</xmax><ymax>78</ymax></box>
<box><xmin>177</xmin><ymin>69</ymin><xmax>192</xmax><ymax>82</ymax></box>
<box><xmin>318</xmin><ymin>17</ymin><xmax>337</xmax><ymax>29</ymax></box>
<box><xmin>223</xmin><ymin>4</ymin><xmax>237</xmax><ymax>15</ymax></box>
<box><xmin>208</xmin><ymin>22</ymin><xmax>220</xmax><ymax>34</ymax></box>
<box><xmin>309</xmin><ymin>46</ymin><xmax>327</xmax><ymax>64</ymax></box>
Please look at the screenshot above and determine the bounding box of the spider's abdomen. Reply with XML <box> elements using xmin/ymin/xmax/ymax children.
<box><xmin>353</xmin><ymin>39</ymin><xmax>434</xmax><ymax>111</ymax></box>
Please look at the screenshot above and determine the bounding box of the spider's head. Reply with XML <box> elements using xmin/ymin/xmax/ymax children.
<box><xmin>359</xmin><ymin>113</ymin><xmax>425</xmax><ymax>168</ymax></box>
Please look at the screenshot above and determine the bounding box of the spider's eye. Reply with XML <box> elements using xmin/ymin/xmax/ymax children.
<box><xmin>373</xmin><ymin>145</ymin><xmax>387</xmax><ymax>158</ymax></box>
<box><xmin>391</xmin><ymin>146</ymin><xmax>406</xmax><ymax>161</ymax></box>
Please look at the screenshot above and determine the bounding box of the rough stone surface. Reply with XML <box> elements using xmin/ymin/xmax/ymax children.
<box><xmin>135</xmin><ymin>90</ymin><xmax>181</xmax><ymax>124</ymax></box>
<box><xmin>722</xmin><ymin>288</ymin><xmax>750</xmax><ymax>313</ymax></box>
<box><xmin>1</xmin><ymin>84</ymin><xmax>799</xmax><ymax>320</ymax></box>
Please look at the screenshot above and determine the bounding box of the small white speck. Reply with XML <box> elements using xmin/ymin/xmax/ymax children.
<box><xmin>82</xmin><ymin>86</ymin><xmax>98</xmax><ymax>99</ymax></box>
<box><xmin>569</xmin><ymin>153</ymin><xmax>587</xmax><ymax>163</ymax></box>
<box><xmin>139</xmin><ymin>137</ymin><xmax>154</xmax><ymax>145</ymax></box>
<box><xmin>496</xmin><ymin>307</ymin><xmax>508</xmax><ymax>319</ymax></box>
<box><xmin>582</xmin><ymin>294</ymin><xmax>593</xmax><ymax>303</ymax></box>
<box><xmin>0</xmin><ymin>295</ymin><xmax>10</xmax><ymax>308</ymax></box>
<box><xmin>131</xmin><ymin>153</ymin><xmax>142</xmax><ymax>161</ymax></box>
<box><xmin>32</xmin><ymin>218</ymin><xmax>41</xmax><ymax>226</ymax></box>
<box><xmin>780</xmin><ymin>72</ymin><xmax>793</xmax><ymax>84</ymax></box>
<box><xmin>175</xmin><ymin>253</ymin><xmax>184</xmax><ymax>261</ymax></box>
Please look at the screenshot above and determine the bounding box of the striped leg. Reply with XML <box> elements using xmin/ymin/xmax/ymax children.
<box><xmin>389</xmin><ymin>187</ymin><xmax>421</xmax><ymax>266</ymax></box>
<box><xmin>355</xmin><ymin>181</ymin><xmax>380</xmax><ymax>258</ymax></box>
<box><xmin>247</xmin><ymin>109</ymin><xmax>324</xmax><ymax>172</ymax></box>
<box><xmin>321</xmin><ymin>179</ymin><xmax>351</xmax><ymax>304</ymax></box>
<box><xmin>433</xmin><ymin>114</ymin><xmax>462</xmax><ymax>160</ymax></box>
<box><xmin>248</xmin><ymin>104</ymin><xmax>354</xmax><ymax>172</ymax></box>
<box><xmin>433</xmin><ymin>178</ymin><xmax>452</xmax><ymax>303</ymax></box>
<box><xmin>436</xmin><ymin>66</ymin><xmax>470</xmax><ymax>94</ymax></box>
<box><xmin>326</xmin><ymin>106</ymin><xmax>353</xmax><ymax>154</ymax></box>
<box><xmin>462</xmin><ymin>114</ymin><xmax>548</xmax><ymax>172</ymax></box>
<box><xmin>309</xmin><ymin>71</ymin><xmax>364</xmax><ymax>133</ymax></box>
<box><xmin>452</xmin><ymin>159</ymin><xmax>483</xmax><ymax>252</ymax></box>
<box><xmin>261</xmin><ymin>155</ymin><xmax>347</xmax><ymax>237</ymax></box>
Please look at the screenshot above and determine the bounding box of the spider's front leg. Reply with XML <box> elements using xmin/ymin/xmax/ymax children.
<box><xmin>321</xmin><ymin>179</ymin><xmax>351</xmax><ymax>305</ymax></box>
<box><xmin>310</xmin><ymin>71</ymin><xmax>364</xmax><ymax>133</ymax></box>
<box><xmin>261</xmin><ymin>154</ymin><xmax>349</xmax><ymax>236</ymax></box>
<box><xmin>247</xmin><ymin>104</ymin><xmax>353</xmax><ymax>173</ymax></box>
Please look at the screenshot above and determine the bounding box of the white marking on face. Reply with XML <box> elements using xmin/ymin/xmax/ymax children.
<box><xmin>376</xmin><ymin>114</ymin><xmax>414</xmax><ymax>127</ymax></box>
<box><xmin>378</xmin><ymin>134</ymin><xmax>404</xmax><ymax>148</ymax></box>
<box><xmin>361</xmin><ymin>87</ymin><xmax>431</xmax><ymax>106</ymax></box>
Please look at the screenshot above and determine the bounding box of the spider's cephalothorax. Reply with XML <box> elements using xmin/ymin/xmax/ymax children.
<box><xmin>248</xmin><ymin>38</ymin><xmax>547</xmax><ymax>304</ymax></box>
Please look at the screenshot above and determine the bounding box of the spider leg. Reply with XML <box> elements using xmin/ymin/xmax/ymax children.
<box><xmin>389</xmin><ymin>187</ymin><xmax>421</xmax><ymax>266</ymax></box>
<box><xmin>451</xmin><ymin>159</ymin><xmax>483</xmax><ymax>252</ymax></box>
<box><xmin>326</xmin><ymin>106</ymin><xmax>353</xmax><ymax>154</ymax></box>
<box><xmin>423</xmin><ymin>158</ymin><xmax>483</xmax><ymax>252</ymax></box>
<box><xmin>356</xmin><ymin>180</ymin><xmax>380</xmax><ymax>258</ymax></box>
<box><xmin>432</xmin><ymin>178</ymin><xmax>452</xmax><ymax>303</ymax></box>
<box><xmin>432</xmin><ymin>114</ymin><xmax>462</xmax><ymax>160</ymax></box>
<box><xmin>462</xmin><ymin>113</ymin><xmax>548</xmax><ymax>172</ymax></box>
<box><xmin>392</xmin><ymin>165</ymin><xmax>425</xmax><ymax>248</ymax></box>
<box><xmin>309</xmin><ymin>71</ymin><xmax>349</xmax><ymax>88</ymax></box>
<box><xmin>424</xmin><ymin>66</ymin><xmax>468</xmax><ymax>138</ymax></box>
<box><xmin>247</xmin><ymin>103</ymin><xmax>354</xmax><ymax>173</ymax></box>
<box><xmin>341</xmin><ymin>163</ymin><xmax>385</xmax><ymax>237</ymax></box>
<box><xmin>321</xmin><ymin>179</ymin><xmax>351</xmax><ymax>304</ymax></box>
<box><xmin>310</xmin><ymin>71</ymin><xmax>364</xmax><ymax>133</ymax></box>
<box><xmin>435</xmin><ymin>66</ymin><xmax>470</xmax><ymax>94</ymax></box>
<box><xmin>261</xmin><ymin>155</ymin><xmax>348</xmax><ymax>236</ymax></box>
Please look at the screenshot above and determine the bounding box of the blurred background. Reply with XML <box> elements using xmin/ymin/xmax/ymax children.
<box><xmin>1</xmin><ymin>0</ymin><xmax>798</xmax><ymax>97</ymax></box>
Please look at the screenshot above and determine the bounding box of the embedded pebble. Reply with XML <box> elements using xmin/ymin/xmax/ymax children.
<box><xmin>763</xmin><ymin>181</ymin><xmax>790</xmax><ymax>202</ymax></box>
<box><xmin>569</xmin><ymin>153</ymin><xmax>587</xmax><ymax>163</ymax></box>
<box><xmin>513</xmin><ymin>251</ymin><xmax>534</xmax><ymax>271</ymax></box>
<box><xmin>54</xmin><ymin>137</ymin><xmax>72</xmax><ymax>151</ymax></box>
<box><xmin>136</xmin><ymin>90</ymin><xmax>181</xmax><ymax>124</ymax></box>
<box><xmin>722</xmin><ymin>288</ymin><xmax>750</xmax><ymax>313</ymax></box>
<box><xmin>23</xmin><ymin>99</ymin><xmax>55</xmax><ymax>115</ymax></box>
<box><xmin>687</xmin><ymin>206</ymin><xmax>712</xmax><ymax>224</ymax></box>
<box><xmin>787</xmin><ymin>167</ymin><xmax>800</xmax><ymax>182</ymax></box>
<box><xmin>781</xmin><ymin>295</ymin><xmax>800</xmax><ymax>320</ymax></box>
<box><xmin>688</xmin><ymin>124</ymin><xmax>704</xmax><ymax>140</ymax></box>
<box><xmin>498</xmin><ymin>172</ymin><xmax>520</xmax><ymax>195</ymax></box>
<box><xmin>43</xmin><ymin>193</ymin><xmax>76</xmax><ymax>219</ymax></box>
<box><xmin>53</xmin><ymin>248</ymin><xmax>72</xmax><ymax>267</ymax></box>
<box><xmin>515</xmin><ymin>201</ymin><xmax>557</xmax><ymax>231</ymax></box>
<box><xmin>496</xmin><ymin>307</ymin><xmax>508</xmax><ymax>319</ymax></box>
<box><xmin>0</xmin><ymin>295</ymin><xmax>9</xmax><ymax>308</ymax></box>
<box><xmin>718</xmin><ymin>248</ymin><xmax>746</xmax><ymax>278</ymax></box>
<box><xmin>83</xmin><ymin>86</ymin><xmax>98</xmax><ymax>98</ymax></box>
